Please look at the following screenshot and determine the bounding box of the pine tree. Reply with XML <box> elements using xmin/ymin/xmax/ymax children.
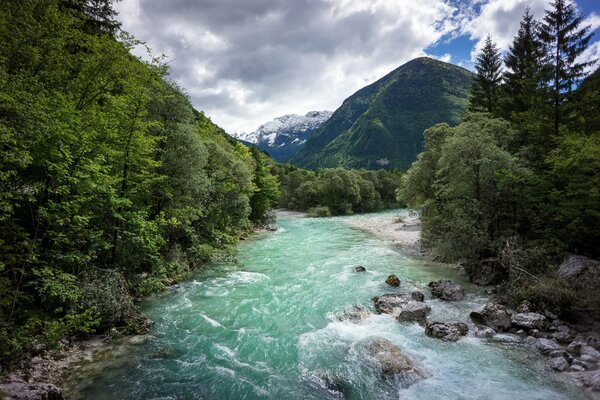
<box><xmin>539</xmin><ymin>0</ymin><xmax>594</xmax><ymax>134</ymax></box>
<box><xmin>469</xmin><ymin>35</ymin><xmax>503</xmax><ymax>114</ymax></box>
<box><xmin>503</xmin><ymin>8</ymin><xmax>545</xmax><ymax>116</ymax></box>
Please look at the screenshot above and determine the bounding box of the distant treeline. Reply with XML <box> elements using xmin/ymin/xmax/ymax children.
<box><xmin>274</xmin><ymin>165</ymin><xmax>402</xmax><ymax>216</ymax></box>
<box><xmin>398</xmin><ymin>1</ymin><xmax>600</xmax><ymax>313</ymax></box>
<box><xmin>0</xmin><ymin>0</ymin><xmax>279</xmax><ymax>363</ymax></box>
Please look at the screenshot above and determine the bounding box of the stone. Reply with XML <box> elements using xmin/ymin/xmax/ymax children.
<box><xmin>581</xmin><ymin>345</ymin><xmax>600</xmax><ymax>360</ymax></box>
<box><xmin>307</xmin><ymin>371</ymin><xmax>347</xmax><ymax>399</ymax></box>
<box><xmin>524</xmin><ymin>336</ymin><xmax>537</xmax><ymax>345</ymax></box>
<box><xmin>355</xmin><ymin>266</ymin><xmax>366</xmax><ymax>272</ymax></box>
<box><xmin>552</xmin><ymin>331</ymin><xmax>572</xmax><ymax>344</ymax></box>
<box><xmin>557</xmin><ymin>325</ymin><xmax>570</xmax><ymax>333</ymax></box>
<box><xmin>473</xmin><ymin>325</ymin><xmax>496</xmax><ymax>338</ymax></box>
<box><xmin>410</xmin><ymin>291</ymin><xmax>425</xmax><ymax>302</ymax></box>
<box><xmin>428</xmin><ymin>280</ymin><xmax>465</xmax><ymax>301</ymax></box>
<box><xmin>372</xmin><ymin>294</ymin><xmax>409</xmax><ymax>316</ymax></box>
<box><xmin>365</xmin><ymin>338</ymin><xmax>428</xmax><ymax>386</ymax></box>
<box><xmin>549</xmin><ymin>350</ymin><xmax>573</xmax><ymax>363</ymax></box>
<box><xmin>569</xmin><ymin>364</ymin><xmax>586</xmax><ymax>372</ymax></box>
<box><xmin>397</xmin><ymin>302</ymin><xmax>431</xmax><ymax>323</ymax></box>
<box><xmin>0</xmin><ymin>376</ymin><xmax>64</xmax><ymax>400</ymax></box>
<box><xmin>567</xmin><ymin>341</ymin><xmax>583</xmax><ymax>357</ymax></box>
<box><xmin>557</xmin><ymin>254</ymin><xmax>600</xmax><ymax>290</ymax></box>
<box><xmin>339</xmin><ymin>305</ymin><xmax>372</xmax><ymax>324</ymax></box>
<box><xmin>469</xmin><ymin>302</ymin><xmax>512</xmax><ymax>331</ymax></box>
<box><xmin>516</xmin><ymin>329</ymin><xmax>526</xmax><ymax>338</ymax></box>
<box><xmin>548</xmin><ymin>356</ymin><xmax>569</xmax><ymax>372</ymax></box>
<box><xmin>511</xmin><ymin>312</ymin><xmax>548</xmax><ymax>330</ymax></box>
<box><xmin>425</xmin><ymin>321</ymin><xmax>468</xmax><ymax>342</ymax></box>
<box><xmin>536</xmin><ymin>338</ymin><xmax>562</xmax><ymax>355</ymax></box>
<box><xmin>385</xmin><ymin>275</ymin><xmax>401</xmax><ymax>287</ymax></box>
<box><xmin>569</xmin><ymin>370</ymin><xmax>600</xmax><ymax>391</ymax></box>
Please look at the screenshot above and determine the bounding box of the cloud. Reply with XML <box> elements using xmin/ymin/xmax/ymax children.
<box><xmin>114</xmin><ymin>0</ymin><xmax>598</xmax><ymax>133</ymax></box>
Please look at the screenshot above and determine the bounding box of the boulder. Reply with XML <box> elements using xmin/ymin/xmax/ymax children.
<box><xmin>411</xmin><ymin>291</ymin><xmax>425</xmax><ymax>302</ymax></box>
<box><xmin>0</xmin><ymin>376</ymin><xmax>64</xmax><ymax>400</ymax></box>
<box><xmin>385</xmin><ymin>275</ymin><xmax>401</xmax><ymax>287</ymax></box>
<box><xmin>469</xmin><ymin>302</ymin><xmax>512</xmax><ymax>332</ymax></box>
<box><xmin>536</xmin><ymin>338</ymin><xmax>562</xmax><ymax>355</ymax></box>
<box><xmin>567</xmin><ymin>341</ymin><xmax>583</xmax><ymax>357</ymax></box>
<box><xmin>425</xmin><ymin>321</ymin><xmax>468</xmax><ymax>342</ymax></box>
<box><xmin>581</xmin><ymin>345</ymin><xmax>600</xmax><ymax>360</ymax></box>
<box><xmin>557</xmin><ymin>254</ymin><xmax>600</xmax><ymax>289</ymax></box>
<box><xmin>549</xmin><ymin>356</ymin><xmax>569</xmax><ymax>372</ymax></box>
<box><xmin>366</xmin><ymin>338</ymin><xmax>428</xmax><ymax>386</ymax></box>
<box><xmin>428</xmin><ymin>280</ymin><xmax>465</xmax><ymax>301</ymax></box>
<box><xmin>569</xmin><ymin>370</ymin><xmax>600</xmax><ymax>391</ymax></box>
<box><xmin>355</xmin><ymin>266</ymin><xmax>366</xmax><ymax>272</ymax></box>
<box><xmin>552</xmin><ymin>331</ymin><xmax>572</xmax><ymax>344</ymax></box>
<box><xmin>511</xmin><ymin>312</ymin><xmax>548</xmax><ymax>330</ymax></box>
<box><xmin>339</xmin><ymin>305</ymin><xmax>372</xmax><ymax>324</ymax></box>
<box><xmin>473</xmin><ymin>325</ymin><xmax>496</xmax><ymax>338</ymax></box>
<box><xmin>397</xmin><ymin>302</ymin><xmax>431</xmax><ymax>323</ymax></box>
<box><xmin>373</xmin><ymin>294</ymin><xmax>409</xmax><ymax>316</ymax></box>
<box><xmin>306</xmin><ymin>371</ymin><xmax>347</xmax><ymax>399</ymax></box>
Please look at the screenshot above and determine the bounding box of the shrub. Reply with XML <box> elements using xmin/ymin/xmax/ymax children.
<box><xmin>306</xmin><ymin>206</ymin><xmax>332</xmax><ymax>217</ymax></box>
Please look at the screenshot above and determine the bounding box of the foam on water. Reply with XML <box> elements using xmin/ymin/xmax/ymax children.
<box><xmin>67</xmin><ymin>210</ymin><xmax>590</xmax><ymax>400</ymax></box>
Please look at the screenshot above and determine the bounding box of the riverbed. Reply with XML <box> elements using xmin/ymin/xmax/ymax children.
<box><xmin>63</xmin><ymin>210</ymin><xmax>589</xmax><ymax>399</ymax></box>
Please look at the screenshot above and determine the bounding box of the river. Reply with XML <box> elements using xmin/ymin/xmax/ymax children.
<box><xmin>64</xmin><ymin>210</ymin><xmax>589</xmax><ymax>399</ymax></box>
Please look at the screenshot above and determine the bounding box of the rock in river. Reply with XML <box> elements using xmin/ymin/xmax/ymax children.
<box><xmin>366</xmin><ymin>338</ymin><xmax>428</xmax><ymax>386</ymax></box>
<box><xmin>0</xmin><ymin>376</ymin><xmax>64</xmax><ymax>400</ymax></box>
<box><xmin>428</xmin><ymin>280</ymin><xmax>465</xmax><ymax>301</ymax></box>
<box><xmin>425</xmin><ymin>321</ymin><xmax>468</xmax><ymax>342</ymax></box>
<box><xmin>373</xmin><ymin>294</ymin><xmax>409</xmax><ymax>316</ymax></box>
<box><xmin>339</xmin><ymin>304</ymin><xmax>372</xmax><ymax>324</ymax></box>
<box><xmin>536</xmin><ymin>338</ymin><xmax>562</xmax><ymax>355</ymax></box>
<box><xmin>511</xmin><ymin>312</ymin><xmax>548</xmax><ymax>330</ymax></box>
<box><xmin>355</xmin><ymin>266</ymin><xmax>366</xmax><ymax>273</ymax></box>
<box><xmin>385</xmin><ymin>275</ymin><xmax>401</xmax><ymax>287</ymax></box>
<box><xmin>469</xmin><ymin>302</ymin><xmax>512</xmax><ymax>332</ymax></box>
<box><xmin>411</xmin><ymin>291</ymin><xmax>425</xmax><ymax>302</ymax></box>
<box><xmin>397</xmin><ymin>302</ymin><xmax>431</xmax><ymax>324</ymax></box>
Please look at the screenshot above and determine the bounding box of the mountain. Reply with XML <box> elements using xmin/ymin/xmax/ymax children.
<box><xmin>290</xmin><ymin>57</ymin><xmax>474</xmax><ymax>170</ymax></box>
<box><xmin>232</xmin><ymin>111</ymin><xmax>333</xmax><ymax>162</ymax></box>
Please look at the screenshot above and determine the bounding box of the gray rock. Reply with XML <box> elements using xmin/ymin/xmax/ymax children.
<box><xmin>0</xmin><ymin>376</ymin><xmax>64</xmax><ymax>400</ymax></box>
<box><xmin>428</xmin><ymin>280</ymin><xmax>465</xmax><ymax>301</ymax></box>
<box><xmin>365</xmin><ymin>338</ymin><xmax>428</xmax><ymax>386</ymax></box>
<box><xmin>306</xmin><ymin>371</ymin><xmax>347</xmax><ymax>399</ymax></box>
<box><xmin>549</xmin><ymin>350</ymin><xmax>573</xmax><ymax>363</ymax></box>
<box><xmin>572</xmin><ymin>358</ymin><xmax>597</xmax><ymax>371</ymax></box>
<box><xmin>425</xmin><ymin>321</ymin><xmax>468</xmax><ymax>342</ymax></box>
<box><xmin>410</xmin><ymin>291</ymin><xmax>425</xmax><ymax>302</ymax></box>
<box><xmin>549</xmin><ymin>356</ymin><xmax>569</xmax><ymax>372</ymax></box>
<box><xmin>567</xmin><ymin>341</ymin><xmax>583</xmax><ymax>357</ymax></box>
<box><xmin>339</xmin><ymin>305</ymin><xmax>372</xmax><ymax>324</ymax></box>
<box><xmin>397</xmin><ymin>302</ymin><xmax>431</xmax><ymax>323</ymax></box>
<box><xmin>557</xmin><ymin>254</ymin><xmax>600</xmax><ymax>289</ymax></box>
<box><xmin>473</xmin><ymin>325</ymin><xmax>496</xmax><ymax>338</ymax></box>
<box><xmin>385</xmin><ymin>275</ymin><xmax>401</xmax><ymax>287</ymax></box>
<box><xmin>536</xmin><ymin>338</ymin><xmax>562</xmax><ymax>355</ymax></box>
<box><xmin>569</xmin><ymin>364</ymin><xmax>586</xmax><ymax>372</ymax></box>
<box><xmin>355</xmin><ymin>266</ymin><xmax>366</xmax><ymax>272</ymax></box>
<box><xmin>511</xmin><ymin>312</ymin><xmax>548</xmax><ymax>330</ymax></box>
<box><xmin>470</xmin><ymin>302</ymin><xmax>512</xmax><ymax>332</ymax></box>
<box><xmin>552</xmin><ymin>331</ymin><xmax>572</xmax><ymax>344</ymax></box>
<box><xmin>569</xmin><ymin>370</ymin><xmax>600</xmax><ymax>391</ymax></box>
<box><xmin>373</xmin><ymin>294</ymin><xmax>409</xmax><ymax>316</ymax></box>
<box><xmin>557</xmin><ymin>325</ymin><xmax>570</xmax><ymax>333</ymax></box>
<box><xmin>582</xmin><ymin>345</ymin><xmax>600</xmax><ymax>360</ymax></box>
<box><xmin>524</xmin><ymin>336</ymin><xmax>537</xmax><ymax>345</ymax></box>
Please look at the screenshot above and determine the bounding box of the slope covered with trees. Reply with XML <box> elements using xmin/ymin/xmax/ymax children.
<box><xmin>290</xmin><ymin>57</ymin><xmax>473</xmax><ymax>170</ymax></box>
<box><xmin>398</xmin><ymin>0</ymin><xmax>599</xmax><ymax>314</ymax></box>
<box><xmin>0</xmin><ymin>0</ymin><xmax>280</xmax><ymax>364</ymax></box>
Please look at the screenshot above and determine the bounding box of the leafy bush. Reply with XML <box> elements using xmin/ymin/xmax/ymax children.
<box><xmin>307</xmin><ymin>206</ymin><xmax>332</xmax><ymax>217</ymax></box>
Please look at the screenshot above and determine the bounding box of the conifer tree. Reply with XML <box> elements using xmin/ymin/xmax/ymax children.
<box><xmin>503</xmin><ymin>8</ymin><xmax>545</xmax><ymax>116</ymax></box>
<box><xmin>469</xmin><ymin>35</ymin><xmax>503</xmax><ymax>114</ymax></box>
<box><xmin>539</xmin><ymin>0</ymin><xmax>594</xmax><ymax>134</ymax></box>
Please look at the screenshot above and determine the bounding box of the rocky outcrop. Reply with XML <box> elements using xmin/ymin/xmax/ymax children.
<box><xmin>366</xmin><ymin>338</ymin><xmax>428</xmax><ymax>385</ymax></box>
<box><xmin>385</xmin><ymin>275</ymin><xmax>401</xmax><ymax>287</ymax></box>
<box><xmin>355</xmin><ymin>266</ymin><xmax>366</xmax><ymax>272</ymax></box>
<box><xmin>397</xmin><ymin>302</ymin><xmax>431</xmax><ymax>323</ymax></box>
<box><xmin>425</xmin><ymin>321</ymin><xmax>468</xmax><ymax>342</ymax></box>
<box><xmin>511</xmin><ymin>312</ymin><xmax>548</xmax><ymax>330</ymax></box>
<box><xmin>0</xmin><ymin>376</ymin><xmax>64</xmax><ymax>400</ymax></box>
<box><xmin>469</xmin><ymin>303</ymin><xmax>512</xmax><ymax>332</ymax></box>
<box><xmin>558</xmin><ymin>254</ymin><xmax>600</xmax><ymax>289</ymax></box>
<box><xmin>372</xmin><ymin>294</ymin><xmax>409</xmax><ymax>316</ymax></box>
<box><xmin>428</xmin><ymin>280</ymin><xmax>465</xmax><ymax>301</ymax></box>
<box><xmin>339</xmin><ymin>305</ymin><xmax>372</xmax><ymax>324</ymax></box>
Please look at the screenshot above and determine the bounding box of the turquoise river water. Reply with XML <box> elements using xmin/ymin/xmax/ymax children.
<box><xmin>66</xmin><ymin>210</ymin><xmax>590</xmax><ymax>399</ymax></box>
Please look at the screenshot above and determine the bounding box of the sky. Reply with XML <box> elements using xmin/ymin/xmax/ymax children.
<box><xmin>114</xmin><ymin>0</ymin><xmax>600</xmax><ymax>134</ymax></box>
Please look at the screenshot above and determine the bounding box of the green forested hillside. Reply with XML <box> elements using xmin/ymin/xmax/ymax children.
<box><xmin>0</xmin><ymin>0</ymin><xmax>279</xmax><ymax>362</ymax></box>
<box><xmin>290</xmin><ymin>57</ymin><xmax>473</xmax><ymax>170</ymax></box>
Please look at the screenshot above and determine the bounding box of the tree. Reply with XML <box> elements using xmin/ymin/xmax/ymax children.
<box><xmin>540</xmin><ymin>0</ymin><xmax>594</xmax><ymax>134</ymax></box>
<box><xmin>503</xmin><ymin>8</ymin><xmax>545</xmax><ymax>117</ymax></box>
<box><xmin>469</xmin><ymin>35</ymin><xmax>503</xmax><ymax>114</ymax></box>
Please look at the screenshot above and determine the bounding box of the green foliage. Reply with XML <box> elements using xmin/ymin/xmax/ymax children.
<box><xmin>291</xmin><ymin>57</ymin><xmax>473</xmax><ymax>170</ymax></box>
<box><xmin>469</xmin><ymin>35</ymin><xmax>503</xmax><ymax>114</ymax></box>
<box><xmin>277</xmin><ymin>165</ymin><xmax>402</xmax><ymax>216</ymax></box>
<box><xmin>0</xmin><ymin>0</ymin><xmax>281</xmax><ymax>366</ymax></box>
